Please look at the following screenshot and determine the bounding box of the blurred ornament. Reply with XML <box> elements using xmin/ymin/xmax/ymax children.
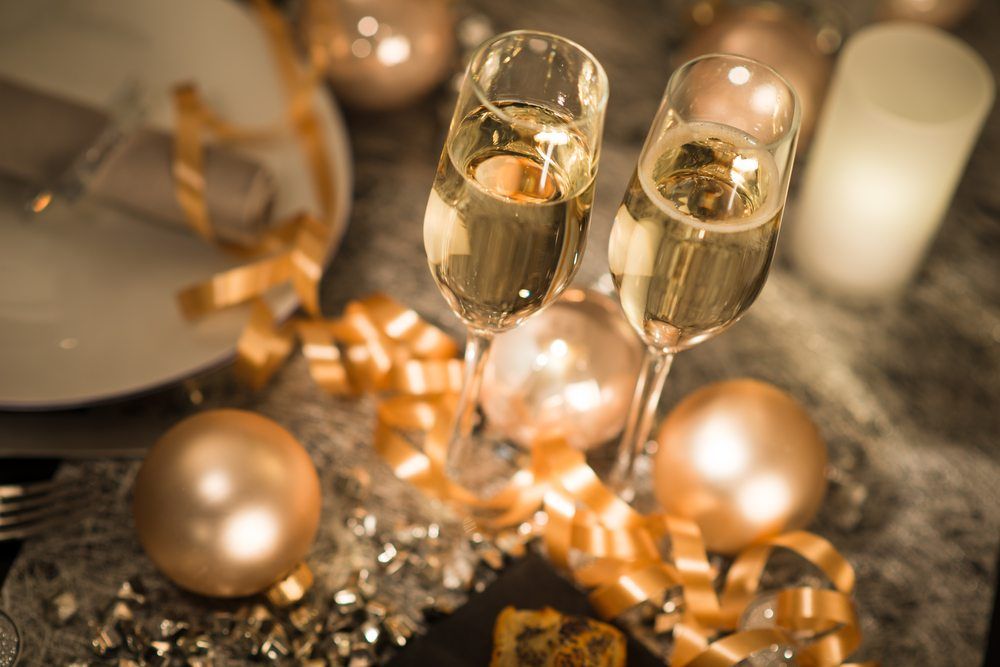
<box><xmin>679</xmin><ymin>3</ymin><xmax>836</xmax><ymax>149</ymax></box>
<box><xmin>449</xmin><ymin>12</ymin><xmax>496</xmax><ymax>95</ymax></box>
<box><xmin>455</xmin><ymin>12</ymin><xmax>495</xmax><ymax>52</ymax></box>
<box><xmin>654</xmin><ymin>379</ymin><xmax>827</xmax><ymax>555</ymax></box>
<box><xmin>297</xmin><ymin>0</ymin><xmax>456</xmax><ymax>110</ymax></box>
<box><xmin>481</xmin><ymin>288</ymin><xmax>643</xmax><ymax>452</ymax></box>
<box><xmin>878</xmin><ymin>0</ymin><xmax>978</xmax><ymax>28</ymax></box>
<box><xmin>688</xmin><ymin>0</ymin><xmax>727</xmax><ymax>27</ymax></box>
<box><xmin>133</xmin><ymin>410</ymin><xmax>322</xmax><ymax>597</ymax></box>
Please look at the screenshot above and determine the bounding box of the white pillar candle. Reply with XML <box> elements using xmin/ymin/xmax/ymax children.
<box><xmin>791</xmin><ymin>22</ymin><xmax>994</xmax><ymax>299</ymax></box>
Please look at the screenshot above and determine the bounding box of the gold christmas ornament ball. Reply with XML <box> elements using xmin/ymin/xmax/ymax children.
<box><xmin>654</xmin><ymin>379</ymin><xmax>827</xmax><ymax>555</ymax></box>
<box><xmin>133</xmin><ymin>410</ymin><xmax>322</xmax><ymax>598</ymax></box>
<box><xmin>480</xmin><ymin>288</ymin><xmax>643</xmax><ymax>451</ymax></box>
<box><xmin>297</xmin><ymin>0</ymin><xmax>455</xmax><ymax>110</ymax></box>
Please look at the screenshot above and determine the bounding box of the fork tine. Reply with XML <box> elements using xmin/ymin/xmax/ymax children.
<box><xmin>0</xmin><ymin>493</ymin><xmax>89</xmax><ymax>528</ymax></box>
<box><xmin>0</xmin><ymin>503</ymin><xmax>90</xmax><ymax>542</ymax></box>
<box><xmin>0</xmin><ymin>479</ymin><xmax>63</xmax><ymax>499</ymax></box>
<box><xmin>0</xmin><ymin>491</ymin><xmax>94</xmax><ymax>528</ymax></box>
<box><xmin>0</xmin><ymin>486</ymin><xmax>87</xmax><ymax>514</ymax></box>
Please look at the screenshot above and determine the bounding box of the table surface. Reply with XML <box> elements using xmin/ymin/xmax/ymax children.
<box><xmin>2</xmin><ymin>0</ymin><xmax>999</xmax><ymax>664</ymax></box>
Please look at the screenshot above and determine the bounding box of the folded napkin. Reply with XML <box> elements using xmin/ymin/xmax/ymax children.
<box><xmin>0</xmin><ymin>77</ymin><xmax>275</xmax><ymax>247</ymax></box>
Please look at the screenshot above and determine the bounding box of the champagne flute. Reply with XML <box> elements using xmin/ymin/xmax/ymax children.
<box><xmin>608</xmin><ymin>55</ymin><xmax>800</xmax><ymax>496</ymax></box>
<box><xmin>424</xmin><ymin>31</ymin><xmax>608</xmax><ymax>488</ymax></box>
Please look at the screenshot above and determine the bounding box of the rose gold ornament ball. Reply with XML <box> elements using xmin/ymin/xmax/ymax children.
<box><xmin>480</xmin><ymin>289</ymin><xmax>643</xmax><ymax>452</ymax></box>
<box><xmin>133</xmin><ymin>410</ymin><xmax>322</xmax><ymax>598</ymax></box>
<box><xmin>297</xmin><ymin>0</ymin><xmax>455</xmax><ymax>110</ymax></box>
<box><xmin>654</xmin><ymin>379</ymin><xmax>827</xmax><ymax>555</ymax></box>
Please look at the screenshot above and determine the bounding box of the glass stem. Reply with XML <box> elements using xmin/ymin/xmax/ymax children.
<box><xmin>610</xmin><ymin>346</ymin><xmax>674</xmax><ymax>495</ymax></box>
<box><xmin>445</xmin><ymin>329</ymin><xmax>494</xmax><ymax>476</ymax></box>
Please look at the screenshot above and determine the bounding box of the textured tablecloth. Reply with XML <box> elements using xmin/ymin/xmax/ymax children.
<box><xmin>2</xmin><ymin>0</ymin><xmax>999</xmax><ymax>664</ymax></box>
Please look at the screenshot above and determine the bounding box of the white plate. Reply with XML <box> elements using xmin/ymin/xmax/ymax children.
<box><xmin>0</xmin><ymin>0</ymin><xmax>352</xmax><ymax>409</ymax></box>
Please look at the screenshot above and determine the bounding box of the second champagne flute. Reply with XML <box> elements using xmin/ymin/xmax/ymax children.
<box><xmin>608</xmin><ymin>55</ymin><xmax>801</xmax><ymax>498</ymax></box>
<box><xmin>424</xmin><ymin>31</ymin><xmax>608</xmax><ymax>489</ymax></box>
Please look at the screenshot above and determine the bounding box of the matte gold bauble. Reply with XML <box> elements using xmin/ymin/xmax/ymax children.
<box><xmin>133</xmin><ymin>410</ymin><xmax>321</xmax><ymax>598</ymax></box>
<box><xmin>480</xmin><ymin>289</ymin><xmax>643</xmax><ymax>451</ymax></box>
<box><xmin>654</xmin><ymin>379</ymin><xmax>827</xmax><ymax>555</ymax></box>
<box><xmin>297</xmin><ymin>0</ymin><xmax>455</xmax><ymax>110</ymax></box>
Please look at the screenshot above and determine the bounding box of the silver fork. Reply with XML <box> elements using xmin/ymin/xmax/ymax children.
<box><xmin>0</xmin><ymin>479</ymin><xmax>91</xmax><ymax>542</ymax></box>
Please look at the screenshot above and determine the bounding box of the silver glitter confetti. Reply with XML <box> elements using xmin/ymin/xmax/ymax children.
<box><xmin>384</xmin><ymin>614</ymin><xmax>415</xmax><ymax>648</ymax></box>
<box><xmin>477</xmin><ymin>544</ymin><xmax>504</xmax><ymax>570</ymax></box>
<box><xmin>48</xmin><ymin>591</ymin><xmax>79</xmax><ymax>625</ymax></box>
<box><xmin>360</xmin><ymin>619</ymin><xmax>381</xmax><ymax>644</ymax></box>
<box><xmin>377</xmin><ymin>542</ymin><xmax>398</xmax><ymax>564</ymax></box>
<box><xmin>149</xmin><ymin>639</ymin><xmax>172</xmax><ymax>657</ymax></box>
<box><xmin>294</xmin><ymin>634</ymin><xmax>318</xmax><ymax>659</ymax></box>
<box><xmin>495</xmin><ymin>531</ymin><xmax>527</xmax><ymax>557</ymax></box>
<box><xmin>357</xmin><ymin>568</ymin><xmax>377</xmax><ymax>599</ymax></box>
<box><xmin>332</xmin><ymin>631</ymin><xmax>352</xmax><ymax>658</ymax></box>
<box><xmin>289</xmin><ymin>605</ymin><xmax>319</xmax><ymax>632</ymax></box>
<box><xmin>261</xmin><ymin>625</ymin><xmax>291</xmax><ymax>660</ymax></box>
<box><xmin>108</xmin><ymin>600</ymin><xmax>133</xmax><ymax>623</ymax></box>
<box><xmin>116</xmin><ymin>579</ymin><xmax>148</xmax><ymax>606</ymax></box>
<box><xmin>247</xmin><ymin>603</ymin><xmax>272</xmax><ymax>625</ymax></box>
<box><xmin>334</xmin><ymin>588</ymin><xmax>359</xmax><ymax>607</ymax></box>
<box><xmin>90</xmin><ymin>625</ymin><xmax>122</xmax><ymax>657</ymax></box>
<box><xmin>442</xmin><ymin>558</ymin><xmax>473</xmax><ymax>590</ymax></box>
<box><xmin>384</xmin><ymin>554</ymin><xmax>407</xmax><ymax>576</ymax></box>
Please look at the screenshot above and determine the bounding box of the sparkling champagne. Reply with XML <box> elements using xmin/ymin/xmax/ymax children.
<box><xmin>425</xmin><ymin>102</ymin><xmax>596</xmax><ymax>332</ymax></box>
<box><xmin>609</xmin><ymin>122</ymin><xmax>781</xmax><ymax>351</ymax></box>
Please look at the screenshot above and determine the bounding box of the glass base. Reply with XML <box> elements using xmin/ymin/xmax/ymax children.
<box><xmin>588</xmin><ymin>437</ymin><xmax>659</xmax><ymax>511</ymax></box>
<box><xmin>622</xmin><ymin>446</ymin><xmax>659</xmax><ymax>513</ymax></box>
<box><xmin>444</xmin><ymin>422</ymin><xmax>525</xmax><ymax>500</ymax></box>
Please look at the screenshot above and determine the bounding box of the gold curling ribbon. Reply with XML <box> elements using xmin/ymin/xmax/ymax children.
<box><xmin>172</xmin><ymin>84</ymin><xmax>214</xmax><ymax>242</ymax></box>
<box><xmin>223</xmin><ymin>292</ymin><xmax>875</xmax><ymax>666</ymax></box>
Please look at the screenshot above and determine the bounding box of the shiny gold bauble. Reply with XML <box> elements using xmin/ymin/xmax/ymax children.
<box><xmin>679</xmin><ymin>4</ymin><xmax>833</xmax><ymax>149</ymax></box>
<box><xmin>297</xmin><ymin>0</ymin><xmax>455</xmax><ymax>110</ymax></box>
<box><xmin>654</xmin><ymin>379</ymin><xmax>827</xmax><ymax>555</ymax></box>
<box><xmin>480</xmin><ymin>288</ymin><xmax>643</xmax><ymax>452</ymax></box>
<box><xmin>133</xmin><ymin>410</ymin><xmax>322</xmax><ymax>598</ymax></box>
